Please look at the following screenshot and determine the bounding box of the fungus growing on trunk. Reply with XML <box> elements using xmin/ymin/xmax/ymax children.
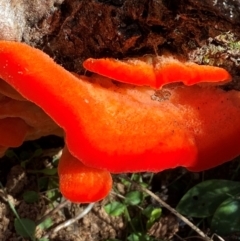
<box><xmin>0</xmin><ymin>40</ymin><xmax>239</xmax><ymax>203</ymax></box>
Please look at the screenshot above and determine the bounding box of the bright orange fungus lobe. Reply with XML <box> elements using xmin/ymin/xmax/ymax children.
<box><xmin>83</xmin><ymin>56</ymin><xmax>231</xmax><ymax>88</ymax></box>
<box><xmin>0</xmin><ymin>41</ymin><xmax>239</xmax><ymax>204</ymax></box>
<box><xmin>59</xmin><ymin>148</ymin><xmax>112</xmax><ymax>203</ymax></box>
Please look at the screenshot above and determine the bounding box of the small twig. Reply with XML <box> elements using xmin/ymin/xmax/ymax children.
<box><xmin>211</xmin><ymin>233</ymin><xmax>225</xmax><ymax>241</ymax></box>
<box><xmin>36</xmin><ymin>199</ymin><xmax>70</xmax><ymax>225</ymax></box>
<box><xmin>132</xmin><ymin>181</ymin><xmax>213</xmax><ymax>241</ymax></box>
<box><xmin>174</xmin><ymin>233</ymin><xmax>187</xmax><ymax>241</ymax></box>
<box><xmin>184</xmin><ymin>236</ymin><xmax>212</xmax><ymax>240</ymax></box>
<box><xmin>42</xmin><ymin>203</ymin><xmax>95</xmax><ymax>239</ymax></box>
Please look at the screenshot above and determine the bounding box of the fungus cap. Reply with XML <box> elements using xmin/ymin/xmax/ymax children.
<box><xmin>0</xmin><ymin>41</ymin><xmax>239</xmax><ymax>203</ymax></box>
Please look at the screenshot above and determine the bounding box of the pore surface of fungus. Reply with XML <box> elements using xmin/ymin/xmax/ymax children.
<box><xmin>0</xmin><ymin>41</ymin><xmax>239</xmax><ymax>202</ymax></box>
<box><xmin>0</xmin><ymin>82</ymin><xmax>62</xmax><ymax>156</ymax></box>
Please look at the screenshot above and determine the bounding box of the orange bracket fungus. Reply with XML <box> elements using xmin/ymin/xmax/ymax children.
<box><xmin>83</xmin><ymin>56</ymin><xmax>231</xmax><ymax>88</ymax></box>
<box><xmin>0</xmin><ymin>41</ymin><xmax>239</xmax><ymax>203</ymax></box>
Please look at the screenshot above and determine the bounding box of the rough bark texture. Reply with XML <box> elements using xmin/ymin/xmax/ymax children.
<box><xmin>41</xmin><ymin>0</ymin><xmax>240</xmax><ymax>84</ymax></box>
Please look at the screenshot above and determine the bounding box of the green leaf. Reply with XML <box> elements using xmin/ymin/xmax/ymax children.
<box><xmin>38</xmin><ymin>217</ymin><xmax>53</xmax><ymax>230</ymax></box>
<box><xmin>38</xmin><ymin>177</ymin><xmax>49</xmax><ymax>191</ymax></box>
<box><xmin>127</xmin><ymin>233</ymin><xmax>152</xmax><ymax>241</ymax></box>
<box><xmin>46</xmin><ymin>178</ymin><xmax>60</xmax><ymax>201</ymax></box>
<box><xmin>104</xmin><ymin>201</ymin><xmax>126</xmax><ymax>216</ymax></box>
<box><xmin>5</xmin><ymin>150</ymin><xmax>18</xmax><ymax>159</ymax></box>
<box><xmin>176</xmin><ymin>179</ymin><xmax>240</xmax><ymax>218</ymax></box>
<box><xmin>47</xmin><ymin>189</ymin><xmax>61</xmax><ymax>201</ymax></box>
<box><xmin>14</xmin><ymin>218</ymin><xmax>36</xmax><ymax>238</ymax></box>
<box><xmin>29</xmin><ymin>168</ymin><xmax>57</xmax><ymax>175</ymax></box>
<box><xmin>32</xmin><ymin>148</ymin><xmax>43</xmax><ymax>158</ymax></box>
<box><xmin>211</xmin><ymin>197</ymin><xmax>240</xmax><ymax>235</ymax></box>
<box><xmin>127</xmin><ymin>233</ymin><xmax>141</xmax><ymax>241</ymax></box>
<box><xmin>142</xmin><ymin>205</ymin><xmax>161</xmax><ymax>219</ymax></box>
<box><xmin>124</xmin><ymin>191</ymin><xmax>144</xmax><ymax>206</ymax></box>
<box><xmin>120</xmin><ymin>177</ymin><xmax>131</xmax><ymax>187</ymax></box>
<box><xmin>23</xmin><ymin>191</ymin><xmax>39</xmax><ymax>203</ymax></box>
<box><xmin>131</xmin><ymin>173</ymin><xmax>143</xmax><ymax>183</ymax></box>
<box><xmin>143</xmin><ymin>205</ymin><xmax>162</xmax><ymax>228</ymax></box>
<box><xmin>42</xmin><ymin>168</ymin><xmax>57</xmax><ymax>175</ymax></box>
